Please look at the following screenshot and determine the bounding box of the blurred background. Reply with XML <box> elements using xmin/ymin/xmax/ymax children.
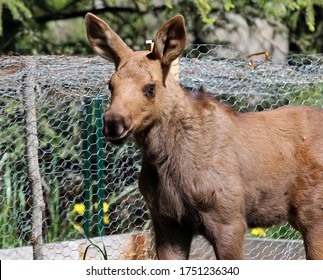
<box><xmin>0</xmin><ymin>0</ymin><xmax>322</xmax><ymax>58</ymax></box>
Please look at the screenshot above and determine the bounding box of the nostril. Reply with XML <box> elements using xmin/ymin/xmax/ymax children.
<box><xmin>103</xmin><ymin>113</ymin><xmax>131</xmax><ymax>139</ymax></box>
<box><xmin>107</xmin><ymin>119</ymin><xmax>116</xmax><ymax>133</ymax></box>
<box><xmin>106</xmin><ymin>119</ymin><xmax>120</xmax><ymax>138</ymax></box>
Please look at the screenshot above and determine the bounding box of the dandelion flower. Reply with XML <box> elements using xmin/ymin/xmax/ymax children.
<box><xmin>73</xmin><ymin>224</ymin><xmax>83</xmax><ymax>232</ymax></box>
<box><xmin>103</xmin><ymin>202</ymin><xmax>109</xmax><ymax>213</ymax></box>
<box><xmin>94</xmin><ymin>202</ymin><xmax>109</xmax><ymax>213</ymax></box>
<box><xmin>250</xmin><ymin>227</ymin><xmax>266</xmax><ymax>237</ymax></box>
<box><xmin>103</xmin><ymin>215</ymin><xmax>109</xmax><ymax>224</ymax></box>
<box><xmin>74</xmin><ymin>203</ymin><xmax>85</xmax><ymax>215</ymax></box>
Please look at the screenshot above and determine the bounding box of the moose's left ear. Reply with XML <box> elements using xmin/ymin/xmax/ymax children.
<box><xmin>85</xmin><ymin>13</ymin><xmax>132</xmax><ymax>68</ymax></box>
<box><xmin>151</xmin><ymin>15</ymin><xmax>186</xmax><ymax>66</ymax></box>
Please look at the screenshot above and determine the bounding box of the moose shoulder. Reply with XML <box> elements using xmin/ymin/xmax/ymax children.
<box><xmin>85</xmin><ymin>13</ymin><xmax>323</xmax><ymax>260</ymax></box>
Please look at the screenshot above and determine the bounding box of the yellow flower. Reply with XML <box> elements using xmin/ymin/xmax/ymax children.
<box><xmin>103</xmin><ymin>202</ymin><xmax>109</xmax><ymax>213</ymax></box>
<box><xmin>73</xmin><ymin>224</ymin><xmax>83</xmax><ymax>232</ymax></box>
<box><xmin>103</xmin><ymin>215</ymin><xmax>109</xmax><ymax>224</ymax></box>
<box><xmin>94</xmin><ymin>202</ymin><xmax>109</xmax><ymax>213</ymax></box>
<box><xmin>74</xmin><ymin>203</ymin><xmax>85</xmax><ymax>215</ymax></box>
<box><xmin>250</xmin><ymin>227</ymin><xmax>266</xmax><ymax>237</ymax></box>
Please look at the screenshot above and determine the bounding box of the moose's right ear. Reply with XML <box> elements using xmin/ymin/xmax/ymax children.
<box><xmin>85</xmin><ymin>13</ymin><xmax>132</xmax><ymax>68</ymax></box>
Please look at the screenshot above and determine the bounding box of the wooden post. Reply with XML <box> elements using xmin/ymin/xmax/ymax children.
<box><xmin>22</xmin><ymin>60</ymin><xmax>45</xmax><ymax>260</ymax></box>
<box><xmin>145</xmin><ymin>40</ymin><xmax>179</xmax><ymax>81</ymax></box>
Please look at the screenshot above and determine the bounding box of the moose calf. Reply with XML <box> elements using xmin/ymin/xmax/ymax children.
<box><xmin>85</xmin><ymin>13</ymin><xmax>323</xmax><ymax>259</ymax></box>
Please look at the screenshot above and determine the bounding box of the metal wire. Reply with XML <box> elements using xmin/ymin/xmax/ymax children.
<box><xmin>0</xmin><ymin>45</ymin><xmax>322</xmax><ymax>259</ymax></box>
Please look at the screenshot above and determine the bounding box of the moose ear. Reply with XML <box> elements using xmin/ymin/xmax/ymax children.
<box><xmin>85</xmin><ymin>13</ymin><xmax>132</xmax><ymax>68</ymax></box>
<box><xmin>151</xmin><ymin>15</ymin><xmax>186</xmax><ymax>66</ymax></box>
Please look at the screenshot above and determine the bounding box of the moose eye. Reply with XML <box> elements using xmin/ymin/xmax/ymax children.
<box><xmin>145</xmin><ymin>84</ymin><xmax>155</xmax><ymax>97</ymax></box>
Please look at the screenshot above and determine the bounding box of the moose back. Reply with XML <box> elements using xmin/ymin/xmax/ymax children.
<box><xmin>85</xmin><ymin>13</ymin><xmax>323</xmax><ymax>260</ymax></box>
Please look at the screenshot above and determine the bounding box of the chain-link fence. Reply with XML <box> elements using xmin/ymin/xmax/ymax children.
<box><xmin>0</xmin><ymin>45</ymin><xmax>322</xmax><ymax>260</ymax></box>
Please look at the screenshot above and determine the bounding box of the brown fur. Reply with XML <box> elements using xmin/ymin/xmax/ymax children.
<box><xmin>85</xmin><ymin>13</ymin><xmax>323</xmax><ymax>260</ymax></box>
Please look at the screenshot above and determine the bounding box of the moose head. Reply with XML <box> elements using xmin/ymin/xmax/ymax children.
<box><xmin>85</xmin><ymin>13</ymin><xmax>186</xmax><ymax>145</ymax></box>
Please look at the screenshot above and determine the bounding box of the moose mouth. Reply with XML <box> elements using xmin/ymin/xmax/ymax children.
<box><xmin>109</xmin><ymin>136</ymin><xmax>128</xmax><ymax>146</ymax></box>
<box><xmin>105</xmin><ymin>129</ymin><xmax>132</xmax><ymax>146</ymax></box>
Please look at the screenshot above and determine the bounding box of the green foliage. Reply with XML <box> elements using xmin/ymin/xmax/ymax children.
<box><xmin>304</xmin><ymin>1</ymin><xmax>315</xmax><ymax>32</ymax></box>
<box><xmin>0</xmin><ymin>0</ymin><xmax>32</xmax><ymax>35</ymax></box>
<box><xmin>193</xmin><ymin>0</ymin><xmax>214</xmax><ymax>24</ymax></box>
<box><xmin>42</xmin><ymin>0</ymin><xmax>74</xmax><ymax>12</ymax></box>
<box><xmin>223</xmin><ymin>0</ymin><xmax>235</xmax><ymax>11</ymax></box>
<box><xmin>0</xmin><ymin>0</ymin><xmax>321</xmax><ymax>55</ymax></box>
<box><xmin>258</xmin><ymin>0</ymin><xmax>322</xmax><ymax>32</ymax></box>
<box><xmin>82</xmin><ymin>238</ymin><xmax>108</xmax><ymax>260</ymax></box>
<box><xmin>0</xmin><ymin>99</ymin><xmax>28</xmax><ymax>247</ymax></box>
<box><xmin>166</xmin><ymin>0</ymin><xmax>321</xmax><ymax>32</ymax></box>
<box><xmin>165</xmin><ymin>0</ymin><xmax>173</xmax><ymax>9</ymax></box>
<box><xmin>248</xmin><ymin>223</ymin><xmax>303</xmax><ymax>240</ymax></box>
<box><xmin>267</xmin><ymin>223</ymin><xmax>302</xmax><ymax>240</ymax></box>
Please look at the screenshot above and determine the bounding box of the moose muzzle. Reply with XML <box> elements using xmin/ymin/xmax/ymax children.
<box><xmin>103</xmin><ymin>111</ymin><xmax>131</xmax><ymax>144</ymax></box>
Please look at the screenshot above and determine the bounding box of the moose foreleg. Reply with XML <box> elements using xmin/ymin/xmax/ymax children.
<box><xmin>301</xmin><ymin>224</ymin><xmax>323</xmax><ymax>260</ymax></box>
<box><xmin>152</xmin><ymin>216</ymin><xmax>193</xmax><ymax>260</ymax></box>
<box><xmin>202</xmin><ymin>214</ymin><xmax>246</xmax><ymax>260</ymax></box>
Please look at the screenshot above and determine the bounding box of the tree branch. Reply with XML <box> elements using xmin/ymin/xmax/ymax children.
<box><xmin>34</xmin><ymin>5</ymin><xmax>167</xmax><ymax>23</ymax></box>
<box><xmin>22</xmin><ymin>59</ymin><xmax>45</xmax><ymax>260</ymax></box>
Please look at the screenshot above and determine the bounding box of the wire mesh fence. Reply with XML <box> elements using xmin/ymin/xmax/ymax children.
<box><xmin>0</xmin><ymin>45</ymin><xmax>322</xmax><ymax>260</ymax></box>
